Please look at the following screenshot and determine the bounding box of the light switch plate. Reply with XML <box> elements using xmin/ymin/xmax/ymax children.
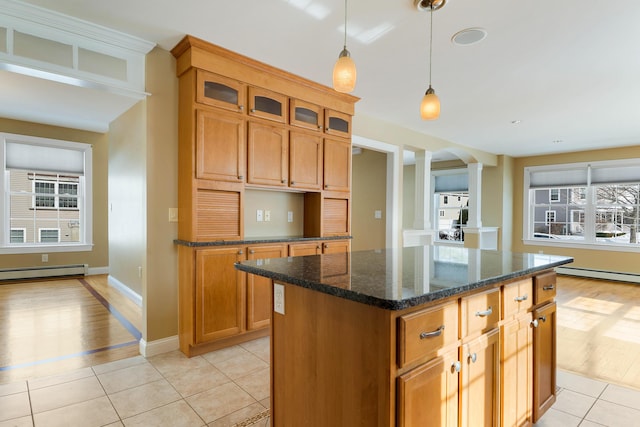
<box><xmin>287</xmin><ymin>211</ymin><xmax>293</xmax><ymax>222</ymax></box>
<box><xmin>274</xmin><ymin>283</ymin><xmax>285</xmax><ymax>315</ymax></box>
<box><xmin>264</xmin><ymin>210</ymin><xmax>271</xmax><ymax>221</ymax></box>
<box><xmin>169</xmin><ymin>208</ymin><xmax>178</xmax><ymax>222</ymax></box>
<box><xmin>256</xmin><ymin>209</ymin><xmax>264</xmax><ymax>222</ymax></box>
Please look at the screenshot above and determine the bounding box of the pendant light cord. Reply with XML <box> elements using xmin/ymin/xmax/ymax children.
<box><xmin>343</xmin><ymin>0</ymin><xmax>348</xmax><ymax>49</ymax></box>
<box><xmin>428</xmin><ymin>7</ymin><xmax>433</xmax><ymax>87</ymax></box>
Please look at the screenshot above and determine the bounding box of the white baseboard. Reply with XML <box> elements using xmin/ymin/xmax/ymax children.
<box><xmin>557</xmin><ymin>267</ymin><xmax>640</xmax><ymax>284</ymax></box>
<box><xmin>139</xmin><ymin>335</ymin><xmax>179</xmax><ymax>358</ymax></box>
<box><xmin>107</xmin><ymin>275</ymin><xmax>142</xmax><ymax>307</ymax></box>
<box><xmin>88</xmin><ymin>266</ymin><xmax>109</xmax><ymax>276</ymax></box>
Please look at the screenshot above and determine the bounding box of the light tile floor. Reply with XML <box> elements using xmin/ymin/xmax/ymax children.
<box><xmin>0</xmin><ymin>337</ymin><xmax>271</xmax><ymax>427</ymax></box>
<box><xmin>3</xmin><ymin>335</ymin><xmax>639</xmax><ymax>426</ymax></box>
<box><xmin>534</xmin><ymin>370</ymin><xmax>640</xmax><ymax>427</ymax></box>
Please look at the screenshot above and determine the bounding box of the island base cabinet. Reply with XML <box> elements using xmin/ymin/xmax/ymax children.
<box><xmin>246</xmin><ymin>244</ymin><xmax>287</xmax><ymax>330</ymax></box>
<box><xmin>533</xmin><ymin>302</ymin><xmax>557</xmax><ymax>422</ymax></box>
<box><xmin>397</xmin><ymin>348</ymin><xmax>460</xmax><ymax>427</ymax></box>
<box><xmin>501</xmin><ymin>314</ymin><xmax>533</xmax><ymax>427</ymax></box>
<box><xmin>460</xmin><ymin>328</ymin><xmax>500</xmax><ymax>427</ymax></box>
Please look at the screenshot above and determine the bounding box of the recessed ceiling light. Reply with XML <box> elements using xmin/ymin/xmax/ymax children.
<box><xmin>552</xmin><ymin>139</ymin><xmax>563</xmax><ymax>144</ymax></box>
<box><xmin>452</xmin><ymin>28</ymin><xmax>487</xmax><ymax>46</ymax></box>
<box><xmin>511</xmin><ymin>120</ymin><xmax>521</xmax><ymax>124</ymax></box>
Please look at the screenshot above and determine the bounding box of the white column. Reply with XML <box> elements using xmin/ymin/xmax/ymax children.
<box><xmin>413</xmin><ymin>151</ymin><xmax>433</xmax><ymax>230</ymax></box>
<box><xmin>467</xmin><ymin>162</ymin><xmax>483</xmax><ymax>229</ymax></box>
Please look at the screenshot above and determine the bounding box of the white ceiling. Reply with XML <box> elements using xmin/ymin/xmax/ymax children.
<box><xmin>10</xmin><ymin>0</ymin><xmax>640</xmax><ymax>158</ymax></box>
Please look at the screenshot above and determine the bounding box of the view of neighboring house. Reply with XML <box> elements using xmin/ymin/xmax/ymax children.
<box><xmin>9</xmin><ymin>169</ymin><xmax>81</xmax><ymax>244</ymax></box>
<box><xmin>436</xmin><ymin>192</ymin><xmax>469</xmax><ymax>241</ymax></box>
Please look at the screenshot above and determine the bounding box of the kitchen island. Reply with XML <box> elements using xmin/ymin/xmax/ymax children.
<box><xmin>236</xmin><ymin>245</ymin><xmax>573</xmax><ymax>426</ymax></box>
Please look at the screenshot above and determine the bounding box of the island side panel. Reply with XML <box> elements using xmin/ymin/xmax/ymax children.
<box><xmin>271</xmin><ymin>282</ymin><xmax>395</xmax><ymax>427</ymax></box>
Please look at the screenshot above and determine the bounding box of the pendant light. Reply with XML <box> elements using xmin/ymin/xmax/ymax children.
<box><xmin>420</xmin><ymin>1</ymin><xmax>441</xmax><ymax>120</ymax></box>
<box><xmin>333</xmin><ymin>0</ymin><xmax>356</xmax><ymax>93</ymax></box>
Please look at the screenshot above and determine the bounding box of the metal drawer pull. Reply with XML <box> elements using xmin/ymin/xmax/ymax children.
<box><xmin>451</xmin><ymin>361</ymin><xmax>461</xmax><ymax>373</ymax></box>
<box><xmin>468</xmin><ymin>353</ymin><xmax>477</xmax><ymax>363</ymax></box>
<box><xmin>538</xmin><ymin>315</ymin><xmax>547</xmax><ymax>323</ymax></box>
<box><xmin>530</xmin><ymin>319</ymin><xmax>539</xmax><ymax>328</ymax></box>
<box><xmin>543</xmin><ymin>285</ymin><xmax>555</xmax><ymax>291</ymax></box>
<box><xmin>420</xmin><ymin>325</ymin><xmax>445</xmax><ymax>339</ymax></box>
<box><xmin>475</xmin><ymin>306</ymin><xmax>493</xmax><ymax>317</ymax></box>
<box><xmin>514</xmin><ymin>294</ymin><xmax>528</xmax><ymax>302</ymax></box>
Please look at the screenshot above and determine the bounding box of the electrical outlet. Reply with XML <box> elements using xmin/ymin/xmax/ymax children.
<box><xmin>264</xmin><ymin>210</ymin><xmax>271</xmax><ymax>222</ymax></box>
<box><xmin>374</xmin><ymin>210</ymin><xmax>382</xmax><ymax>219</ymax></box>
<box><xmin>256</xmin><ymin>209</ymin><xmax>264</xmax><ymax>222</ymax></box>
<box><xmin>274</xmin><ymin>283</ymin><xmax>285</xmax><ymax>315</ymax></box>
<box><xmin>41</xmin><ymin>254</ymin><xmax>48</xmax><ymax>263</ymax></box>
<box><xmin>287</xmin><ymin>211</ymin><xmax>293</xmax><ymax>222</ymax></box>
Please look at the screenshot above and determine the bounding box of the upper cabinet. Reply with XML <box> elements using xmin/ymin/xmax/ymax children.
<box><xmin>290</xmin><ymin>99</ymin><xmax>323</xmax><ymax>132</ymax></box>
<box><xmin>196</xmin><ymin>109</ymin><xmax>245</xmax><ymax>183</ymax></box>
<box><xmin>248</xmin><ymin>87</ymin><xmax>288</xmax><ymax>123</ymax></box>
<box><xmin>247</xmin><ymin>121</ymin><xmax>289</xmax><ymax>187</ymax></box>
<box><xmin>323</xmin><ymin>138</ymin><xmax>351</xmax><ymax>192</ymax></box>
<box><xmin>324</xmin><ymin>109</ymin><xmax>351</xmax><ymax>139</ymax></box>
<box><xmin>196</xmin><ymin>70</ymin><xmax>246</xmax><ymax>113</ymax></box>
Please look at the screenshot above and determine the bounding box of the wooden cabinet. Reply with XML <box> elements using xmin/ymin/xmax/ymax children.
<box><xmin>196</xmin><ymin>109</ymin><xmax>245</xmax><ymax>183</ymax></box>
<box><xmin>324</xmin><ymin>109</ymin><xmax>351</xmax><ymax>138</ymax></box>
<box><xmin>533</xmin><ymin>301</ymin><xmax>557</xmax><ymax>422</ymax></box>
<box><xmin>247</xmin><ymin>244</ymin><xmax>287</xmax><ymax>330</ymax></box>
<box><xmin>248</xmin><ymin>86</ymin><xmax>288</xmax><ymax>123</ymax></box>
<box><xmin>196</xmin><ymin>70</ymin><xmax>246</xmax><ymax>113</ymax></box>
<box><xmin>194</xmin><ymin>246</ymin><xmax>246</xmax><ymax>343</ymax></box>
<box><xmin>247</xmin><ymin>121</ymin><xmax>288</xmax><ymax>187</ymax></box>
<box><xmin>323</xmin><ymin>138</ymin><xmax>351</xmax><ymax>192</ymax></box>
<box><xmin>321</xmin><ymin>239</ymin><xmax>350</xmax><ymax>253</ymax></box>
<box><xmin>460</xmin><ymin>328</ymin><xmax>500</xmax><ymax>427</ymax></box>
<box><xmin>288</xmin><ymin>241</ymin><xmax>322</xmax><ymax>256</ymax></box>
<box><xmin>501</xmin><ymin>314</ymin><xmax>533</xmax><ymax>427</ymax></box>
<box><xmin>289</xmin><ymin>131</ymin><xmax>323</xmax><ymax>191</ymax></box>
<box><xmin>194</xmin><ymin>185</ymin><xmax>242</xmax><ymax>241</ymax></box>
<box><xmin>397</xmin><ymin>349</ymin><xmax>460</xmax><ymax>427</ymax></box>
<box><xmin>290</xmin><ymin>99</ymin><xmax>323</xmax><ymax>131</ymax></box>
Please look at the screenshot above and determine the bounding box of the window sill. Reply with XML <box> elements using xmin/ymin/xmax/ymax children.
<box><xmin>523</xmin><ymin>239</ymin><xmax>640</xmax><ymax>253</ymax></box>
<box><xmin>0</xmin><ymin>243</ymin><xmax>93</xmax><ymax>254</ymax></box>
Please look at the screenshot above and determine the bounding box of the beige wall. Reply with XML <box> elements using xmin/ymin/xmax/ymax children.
<box><xmin>513</xmin><ymin>146</ymin><xmax>640</xmax><ymax>274</ymax></box>
<box><xmin>481</xmin><ymin>156</ymin><xmax>514</xmax><ymax>251</ymax></box>
<box><xmin>352</xmin><ymin>148</ymin><xmax>387</xmax><ymax>251</ymax></box>
<box><xmin>0</xmin><ymin>118</ymin><xmax>109</xmax><ymax>269</ymax></box>
<box><xmin>403</xmin><ymin>164</ymin><xmax>415</xmax><ymax>229</ymax></box>
<box><xmin>244</xmin><ymin>190</ymin><xmax>304</xmax><ymax>237</ymax></box>
<box><xmin>143</xmin><ymin>47</ymin><xmax>180</xmax><ymax>342</ymax></box>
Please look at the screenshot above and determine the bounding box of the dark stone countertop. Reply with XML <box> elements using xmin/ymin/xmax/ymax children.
<box><xmin>174</xmin><ymin>235</ymin><xmax>351</xmax><ymax>247</ymax></box>
<box><xmin>235</xmin><ymin>245</ymin><xmax>573</xmax><ymax>311</ymax></box>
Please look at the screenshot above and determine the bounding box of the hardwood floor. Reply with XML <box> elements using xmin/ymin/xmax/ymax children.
<box><xmin>0</xmin><ymin>275</ymin><xmax>141</xmax><ymax>384</ymax></box>
<box><xmin>556</xmin><ymin>274</ymin><xmax>640</xmax><ymax>390</ymax></box>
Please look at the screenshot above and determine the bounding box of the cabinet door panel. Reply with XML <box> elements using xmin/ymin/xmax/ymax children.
<box><xmin>247</xmin><ymin>244</ymin><xmax>287</xmax><ymax>330</ymax></box>
<box><xmin>501</xmin><ymin>314</ymin><xmax>533</xmax><ymax>427</ymax></box>
<box><xmin>195</xmin><ymin>188</ymin><xmax>242</xmax><ymax>240</ymax></box>
<box><xmin>290</xmin><ymin>132</ymin><xmax>323</xmax><ymax>190</ymax></box>
<box><xmin>290</xmin><ymin>99</ymin><xmax>322</xmax><ymax>131</ymax></box>
<box><xmin>289</xmin><ymin>242</ymin><xmax>321</xmax><ymax>256</ymax></box>
<box><xmin>324</xmin><ymin>109</ymin><xmax>351</xmax><ymax>138</ymax></box>
<box><xmin>323</xmin><ymin>198</ymin><xmax>350</xmax><ymax>236</ymax></box>
<box><xmin>196</xmin><ymin>109</ymin><xmax>245</xmax><ymax>182</ymax></box>
<box><xmin>248</xmin><ymin>87</ymin><xmax>287</xmax><ymax>123</ymax></box>
<box><xmin>247</xmin><ymin>122</ymin><xmax>288</xmax><ymax>187</ymax></box>
<box><xmin>533</xmin><ymin>302</ymin><xmax>557</xmax><ymax>422</ymax></box>
<box><xmin>460</xmin><ymin>328</ymin><xmax>500</xmax><ymax>427</ymax></box>
<box><xmin>397</xmin><ymin>349</ymin><xmax>459</xmax><ymax>427</ymax></box>
<box><xmin>323</xmin><ymin>138</ymin><xmax>351</xmax><ymax>192</ymax></box>
<box><xmin>195</xmin><ymin>247</ymin><xmax>245</xmax><ymax>343</ymax></box>
<box><xmin>196</xmin><ymin>71</ymin><xmax>246</xmax><ymax>113</ymax></box>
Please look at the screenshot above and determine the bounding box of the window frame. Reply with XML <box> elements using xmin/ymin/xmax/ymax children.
<box><xmin>10</xmin><ymin>227</ymin><xmax>26</xmax><ymax>243</ymax></box>
<box><xmin>523</xmin><ymin>159</ymin><xmax>640</xmax><ymax>253</ymax></box>
<box><xmin>0</xmin><ymin>132</ymin><xmax>93</xmax><ymax>254</ymax></box>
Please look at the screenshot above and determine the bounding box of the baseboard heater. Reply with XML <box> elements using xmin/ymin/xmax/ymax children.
<box><xmin>0</xmin><ymin>264</ymin><xmax>88</xmax><ymax>281</ymax></box>
<box><xmin>556</xmin><ymin>266</ymin><xmax>640</xmax><ymax>284</ymax></box>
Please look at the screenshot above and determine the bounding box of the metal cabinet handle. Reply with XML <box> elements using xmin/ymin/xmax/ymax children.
<box><xmin>325</xmin><ymin>184</ymin><xmax>329</xmax><ymax>189</ymax></box>
<box><xmin>543</xmin><ymin>285</ymin><xmax>555</xmax><ymax>291</ymax></box>
<box><xmin>530</xmin><ymin>319</ymin><xmax>539</xmax><ymax>328</ymax></box>
<box><xmin>249</xmin><ymin>250</ymin><xmax>255</xmax><ymax>254</ymax></box>
<box><xmin>291</xmin><ymin>181</ymin><xmax>295</xmax><ymax>185</ymax></box>
<box><xmin>468</xmin><ymin>353</ymin><xmax>477</xmax><ymax>363</ymax></box>
<box><xmin>451</xmin><ymin>361</ymin><xmax>461</xmax><ymax>373</ymax></box>
<box><xmin>514</xmin><ymin>294</ymin><xmax>528</xmax><ymax>302</ymax></box>
<box><xmin>538</xmin><ymin>315</ymin><xmax>547</xmax><ymax>323</ymax></box>
<box><xmin>420</xmin><ymin>325</ymin><xmax>445</xmax><ymax>340</ymax></box>
<box><xmin>238</xmin><ymin>105</ymin><xmax>244</xmax><ymax>111</ymax></box>
<box><xmin>475</xmin><ymin>306</ymin><xmax>493</xmax><ymax>317</ymax></box>
<box><xmin>238</xmin><ymin>250</ymin><xmax>243</xmax><ymax>255</ymax></box>
<box><xmin>281</xmin><ymin>179</ymin><xmax>286</xmax><ymax>184</ymax></box>
<box><xmin>250</xmin><ymin>108</ymin><xmax>256</xmax><ymax>113</ymax></box>
<box><xmin>238</xmin><ymin>175</ymin><xmax>244</xmax><ymax>180</ymax></box>
<box><xmin>318</xmin><ymin>125</ymin><xmax>322</xmax><ymax>130</ymax></box>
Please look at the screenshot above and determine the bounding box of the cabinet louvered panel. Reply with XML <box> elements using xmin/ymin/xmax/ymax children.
<box><xmin>196</xmin><ymin>189</ymin><xmax>241</xmax><ymax>240</ymax></box>
<box><xmin>323</xmin><ymin>198</ymin><xmax>349</xmax><ymax>235</ymax></box>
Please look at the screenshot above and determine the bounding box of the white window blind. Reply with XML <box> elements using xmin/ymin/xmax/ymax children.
<box><xmin>434</xmin><ymin>173</ymin><xmax>468</xmax><ymax>192</ymax></box>
<box><xmin>529</xmin><ymin>168</ymin><xmax>588</xmax><ymax>188</ymax></box>
<box><xmin>5</xmin><ymin>141</ymin><xmax>85</xmax><ymax>174</ymax></box>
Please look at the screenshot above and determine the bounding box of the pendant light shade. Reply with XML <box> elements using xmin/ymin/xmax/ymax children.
<box><xmin>333</xmin><ymin>0</ymin><xmax>356</xmax><ymax>93</ymax></box>
<box><xmin>420</xmin><ymin>86</ymin><xmax>440</xmax><ymax>120</ymax></box>
<box><xmin>333</xmin><ymin>48</ymin><xmax>356</xmax><ymax>93</ymax></box>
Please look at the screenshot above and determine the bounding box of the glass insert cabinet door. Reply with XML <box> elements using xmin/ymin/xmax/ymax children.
<box><xmin>196</xmin><ymin>70</ymin><xmax>246</xmax><ymax>113</ymax></box>
<box><xmin>290</xmin><ymin>99</ymin><xmax>323</xmax><ymax>131</ymax></box>
<box><xmin>248</xmin><ymin>86</ymin><xmax>287</xmax><ymax>123</ymax></box>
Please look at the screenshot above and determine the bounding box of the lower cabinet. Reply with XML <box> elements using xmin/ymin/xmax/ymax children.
<box><xmin>533</xmin><ymin>302</ymin><xmax>557</xmax><ymax>422</ymax></box>
<box><xmin>246</xmin><ymin>244</ymin><xmax>287</xmax><ymax>330</ymax></box>
<box><xmin>460</xmin><ymin>328</ymin><xmax>500</xmax><ymax>427</ymax></box>
<box><xmin>501</xmin><ymin>314</ymin><xmax>533</xmax><ymax>427</ymax></box>
<box><xmin>397</xmin><ymin>349</ymin><xmax>460</xmax><ymax>427</ymax></box>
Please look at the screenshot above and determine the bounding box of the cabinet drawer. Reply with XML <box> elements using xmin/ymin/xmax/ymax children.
<box><xmin>398</xmin><ymin>302</ymin><xmax>458</xmax><ymax>368</ymax></box>
<box><xmin>503</xmin><ymin>278</ymin><xmax>533</xmax><ymax>319</ymax></box>
<box><xmin>461</xmin><ymin>288</ymin><xmax>501</xmax><ymax>338</ymax></box>
<box><xmin>534</xmin><ymin>272</ymin><xmax>556</xmax><ymax>306</ymax></box>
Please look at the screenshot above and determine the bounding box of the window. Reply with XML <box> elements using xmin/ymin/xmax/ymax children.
<box><xmin>524</xmin><ymin>160</ymin><xmax>640</xmax><ymax>249</ymax></box>
<box><xmin>433</xmin><ymin>171</ymin><xmax>469</xmax><ymax>242</ymax></box>
<box><xmin>0</xmin><ymin>133</ymin><xmax>93</xmax><ymax>252</ymax></box>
